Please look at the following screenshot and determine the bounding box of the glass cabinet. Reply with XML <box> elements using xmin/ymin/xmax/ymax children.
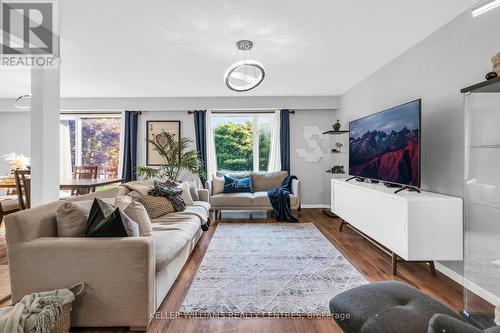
<box><xmin>462</xmin><ymin>77</ymin><xmax>500</xmax><ymax>329</ymax></box>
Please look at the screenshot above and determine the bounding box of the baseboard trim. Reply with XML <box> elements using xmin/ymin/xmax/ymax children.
<box><xmin>435</xmin><ymin>262</ymin><xmax>500</xmax><ymax>307</ymax></box>
<box><xmin>301</xmin><ymin>204</ymin><xmax>330</xmax><ymax>209</ymax></box>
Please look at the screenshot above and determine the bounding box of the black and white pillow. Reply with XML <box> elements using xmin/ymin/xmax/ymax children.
<box><xmin>85</xmin><ymin>198</ymin><xmax>139</xmax><ymax>237</ymax></box>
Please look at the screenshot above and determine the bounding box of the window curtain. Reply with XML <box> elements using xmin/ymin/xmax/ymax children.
<box><xmin>205</xmin><ymin>110</ymin><xmax>217</xmax><ymax>180</ymax></box>
<box><xmin>280</xmin><ymin>109</ymin><xmax>291</xmax><ymax>174</ymax></box>
<box><xmin>193</xmin><ymin>110</ymin><xmax>207</xmax><ymax>183</ymax></box>
<box><xmin>267</xmin><ymin>110</ymin><xmax>281</xmax><ymax>172</ymax></box>
<box><xmin>122</xmin><ymin>111</ymin><xmax>139</xmax><ymax>182</ymax></box>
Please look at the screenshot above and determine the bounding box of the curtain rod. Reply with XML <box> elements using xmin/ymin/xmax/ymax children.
<box><xmin>187</xmin><ymin>110</ymin><xmax>295</xmax><ymax>115</ymax></box>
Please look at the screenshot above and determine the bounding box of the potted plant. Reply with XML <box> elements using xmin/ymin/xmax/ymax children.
<box><xmin>137</xmin><ymin>131</ymin><xmax>205</xmax><ymax>182</ymax></box>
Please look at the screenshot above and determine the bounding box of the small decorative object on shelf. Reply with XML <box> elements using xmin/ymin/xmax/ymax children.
<box><xmin>332</xmin><ymin>119</ymin><xmax>342</xmax><ymax>132</ymax></box>
<box><xmin>493</xmin><ymin>51</ymin><xmax>500</xmax><ymax>75</ymax></box>
<box><xmin>335</xmin><ymin>142</ymin><xmax>343</xmax><ymax>153</ymax></box>
<box><xmin>486</xmin><ymin>72</ymin><xmax>498</xmax><ymax>80</ymax></box>
<box><xmin>326</xmin><ymin>165</ymin><xmax>345</xmax><ymax>174</ymax></box>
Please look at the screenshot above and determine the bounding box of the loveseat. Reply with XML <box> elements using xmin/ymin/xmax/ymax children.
<box><xmin>5</xmin><ymin>182</ymin><xmax>210</xmax><ymax>331</ymax></box>
<box><xmin>206</xmin><ymin>171</ymin><xmax>301</xmax><ymax>216</ymax></box>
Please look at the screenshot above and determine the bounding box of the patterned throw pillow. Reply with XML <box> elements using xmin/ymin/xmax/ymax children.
<box><xmin>136</xmin><ymin>195</ymin><xmax>175</xmax><ymax>219</ymax></box>
<box><xmin>223</xmin><ymin>175</ymin><xmax>252</xmax><ymax>193</ymax></box>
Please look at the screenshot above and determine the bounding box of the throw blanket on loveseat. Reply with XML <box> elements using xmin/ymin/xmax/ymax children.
<box><xmin>267</xmin><ymin>175</ymin><xmax>298</xmax><ymax>222</ymax></box>
<box><xmin>0</xmin><ymin>288</ymin><xmax>75</xmax><ymax>333</ymax></box>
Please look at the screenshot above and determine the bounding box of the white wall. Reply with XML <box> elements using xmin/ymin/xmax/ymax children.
<box><xmin>338</xmin><ymin>9</ymin><xmax>500</xmax><ymax>274</ymax></box>
<box><xmin>0</xmin><ymin>112</ymin><xmax>31</xmax><ymax>177</ymax></box>
<box><xmin>291</xmin><ymin>110</ymin><xmax>339</xmax><ymax>206</ymax></box>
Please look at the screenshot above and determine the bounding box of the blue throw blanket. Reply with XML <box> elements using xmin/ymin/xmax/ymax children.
<box><xmin>267</xmin><ymin>175</ymin><xmax>299</xmax><ymax>222</ymax></box>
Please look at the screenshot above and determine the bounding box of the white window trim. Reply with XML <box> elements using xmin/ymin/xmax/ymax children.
<box><xmin>60</xmin><ymin>113</ymin><xmax>123</xmax><ymax>175</ymax></box>
<box><xmin>211</xmin><ymin>113</ymin><xmax>273</xmax><ymax>173</ymax></box>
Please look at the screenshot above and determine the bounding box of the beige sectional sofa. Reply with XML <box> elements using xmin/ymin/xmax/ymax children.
<box><xmin>207</xmin><ymin>171</ymin><xmax>301</xmax><ymax>215</ymax></box>
<box><xmin>5</xmin><ymin>184</ymin><xmax>210</xmax><ymax>331</ymax></box>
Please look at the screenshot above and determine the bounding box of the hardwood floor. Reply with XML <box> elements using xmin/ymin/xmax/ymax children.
<box><xmin>1</xmin><ymin>209</ymin><xmax>493</xmax><ymax>332</ymax></box>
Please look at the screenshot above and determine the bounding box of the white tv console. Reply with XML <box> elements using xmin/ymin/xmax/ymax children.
<box><xmin>331</xmin><ymin>179</ymin><xmax>463</xmax><ymax>275</ymax></box>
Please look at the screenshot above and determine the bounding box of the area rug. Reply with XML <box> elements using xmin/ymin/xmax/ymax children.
<box><xmin>180</xmin><ymin>223</ymin><xmax>367</xmax><ymax>316</ymax></box>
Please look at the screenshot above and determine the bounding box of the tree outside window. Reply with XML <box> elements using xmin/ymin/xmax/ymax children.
<box><xmin>212</xmin><ymin>114</ymin><xmax>273</xmax><ymax>173</ymax></box>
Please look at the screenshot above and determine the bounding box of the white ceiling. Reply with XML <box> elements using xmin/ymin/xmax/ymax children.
<box><xmin>0</xmin><ymin>0</ymin><xmax>478</xmax><ymax>98</ymax></box>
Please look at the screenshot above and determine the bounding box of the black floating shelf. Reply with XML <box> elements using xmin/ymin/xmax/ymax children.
<box><xmin>322</xmin><ymin>130</ymin><xmax>349</xmax><ymax>135</ymax></box>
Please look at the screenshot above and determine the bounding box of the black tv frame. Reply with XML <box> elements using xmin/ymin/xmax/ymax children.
<box><xmin>348</xmin><ymin>99</ymin><xmax>422</xmax><ymax>190</ymax></box>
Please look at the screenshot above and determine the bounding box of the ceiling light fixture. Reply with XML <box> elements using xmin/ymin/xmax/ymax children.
<box><xmin>224</xmin><ymin>40</ymin><xmax>265</xmax><ymax>92</ymax></box>
<box><xmin>472</xmin><ymin>0</ymin><xmax>500</xmax><ymax>17</ymax></box>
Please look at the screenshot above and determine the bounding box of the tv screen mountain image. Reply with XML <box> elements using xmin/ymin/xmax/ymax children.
<box><xmin>349</xmin><ymin>100</ymin><xmax>421</xmax><ymax>187</ymax></box>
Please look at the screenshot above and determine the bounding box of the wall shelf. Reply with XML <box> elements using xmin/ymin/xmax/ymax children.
<box><xmin>322</xmin><ymin>130</ymin><xmax>349</xmax><ymax>135</ymax></box>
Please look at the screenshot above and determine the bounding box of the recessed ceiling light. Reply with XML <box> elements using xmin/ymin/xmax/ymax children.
<box><xmin>472</xmin><ymin>0</ymin><xmax>500</xmax><ymax>17</ymax></box>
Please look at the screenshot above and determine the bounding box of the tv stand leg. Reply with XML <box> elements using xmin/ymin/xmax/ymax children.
<box><xmin>394</xmin><ymin>186</ymin><xmax>421</xmax><ymax>194</ymax></box>
<box><xmin>346</xmin><ymin>176</ymin><xmax>364</xmax><ymax>182</ymax></box>
<box><xmin>339</xmin><ymin>219</ymin><xmax>346</xmax><ymax>232</ymax></box>
<box><xmin>392</xmin><ymin>252</ymin><xmax>398</xmax><ymax>276</ymax></box>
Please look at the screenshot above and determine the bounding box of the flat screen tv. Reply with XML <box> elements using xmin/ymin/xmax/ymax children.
<box><xmin>349</xmin><ymin>99</ymin><xmax>421</xmax><ymax>188</ymax></box>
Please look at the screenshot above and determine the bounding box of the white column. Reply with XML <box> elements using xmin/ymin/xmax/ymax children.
<box><xmin>30</xmin><ymin>68</ymin><xmax>60</xmax><ymax>206</ymax></box>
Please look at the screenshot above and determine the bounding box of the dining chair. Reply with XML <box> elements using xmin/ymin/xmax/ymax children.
<box><xmin>14</xmin><ymin>169</ymin><xmax>31</xmax><ymax>211</ymax></box>
<box><xmin>73</xmin><ymin>165</ymin><xmax>98</xmax><ymax>195</ymax></box>
<box><xmin>0</xmin><ymin>195</ymin><xmax>19</xmax><ymax>226</ymax></box>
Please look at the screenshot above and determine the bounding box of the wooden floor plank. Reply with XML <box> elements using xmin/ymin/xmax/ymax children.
<box><xmin>1</xmin><ymin>209</ymin><xmax>493</xmax><ymax>333</ymax></box>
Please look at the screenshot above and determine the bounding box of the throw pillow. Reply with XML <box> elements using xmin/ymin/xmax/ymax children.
<box><xmin>178</xmin><ymin>181</ymin><xmax>194</xmax><ymax>206</ymax></box>
<box><xmin>188</xmin><ymin>180</ymin><xmax>199</xmax><ymax>201</ymax></box>
<box><xmin>252</xmin><ymin>171</ymin><xmax>288</xmax><ymax>192</ymax></box>
<box><xmin>136</xmin><ymin>195</ymin><xmax>175</xmax><ymax>219</ymax></box>
<box><xmin>121</xmin><ymin>180</ymin><xmax>154</xmax><ymax>196</ymax></box>
<box><xmin>212</xmin><ymin>175</ymin><xmax>225</xmax><ymax>194</ymax></box>
<box><xmin>56</xmin><ymin>198</ymin><xmax>114</xmax><ymax>237</ymax></box>
<box><xmin>223</xmin><ymin>175</ymin><xmax>252</xmax><ymax>193</ymax></box>
<box><xmin>151</xmin><ymin>180</ymin><xmax>186</xmax><ymax>212</ymax></box>
<box><xmin>86</xmin><ymin>198</ymin><xmax>139</xmax><ymax>237</ymax></box>
<box><xmin>125</xmin><ymin>201</ymin><xmax>152</xmax><ymax>236</ymax></box>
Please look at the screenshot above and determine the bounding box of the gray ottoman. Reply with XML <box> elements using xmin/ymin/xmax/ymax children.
<box><xmin>329</xmin><ymin>281</ymin><xmax>466</xmax><ymax>333</ymax></box>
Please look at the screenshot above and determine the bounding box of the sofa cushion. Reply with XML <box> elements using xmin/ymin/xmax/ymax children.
<box><xmin>178</xmin><ymin>181</ymin><xmax>194</xmax><ymax>205</ymax></box>
<box><xmin>151</xmin><ymin>218</ymin><xmax>200</xmax><ymax>272</ymax></box>
<box><xmin>187</xmin><ymin>180</ymin><xmax>199</xmax><ymax>201</ymax></box>
<box><xmin>210</xmin><ymin>193</ymin><xmax>253</xmax><ymax>207</ymax></box>
<box><xmin>252</xmin><ymin>191</ymin><xmax>299</xmax><ymax>207</ymax></box>
<box><xmin>252</xmin><ymin>171</ymin><xmax>288</xmax><ymax>192</ymax></box>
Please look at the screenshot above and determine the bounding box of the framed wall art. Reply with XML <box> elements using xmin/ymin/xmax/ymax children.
<box><xmin>146</xmin><ymin>120</ymin><xmax>181</xmax><ymax>166</ymax></box>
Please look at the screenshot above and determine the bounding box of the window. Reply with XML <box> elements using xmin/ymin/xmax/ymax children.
<box><xmin>60</xmin><ymin>114</ymin><xmax>122</xmax><ymax>179</ymax></box>
<box><xmin>211</xmin><ymin>113</ymin><xmax>273</xmax><ymax>173</ymax></box>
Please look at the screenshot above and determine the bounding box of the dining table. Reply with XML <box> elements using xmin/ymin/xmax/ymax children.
<box><xmin>0</xmin><ymin>177</ymin><xmax>124</xmax><ymax>193</ymax></box>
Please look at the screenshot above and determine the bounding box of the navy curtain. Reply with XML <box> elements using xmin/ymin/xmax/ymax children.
<box><xmin>193</xmin><ymin>110</ymin><xmax>207</xmax><ymax>183</ymax></box>
<box><xmin>122</xmin><ymin>111</ymin><xmax>139</xmax><ymax>182</ymax></box>
<box><xmin>280</xmin><ymin>109</ymin><xmax>291</xmax><ymax>174</ymax></box>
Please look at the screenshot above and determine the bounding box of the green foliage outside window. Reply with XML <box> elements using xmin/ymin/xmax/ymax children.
<box><xmin>214</xmin><ymin>120</ymin><xmax>271</xmax><ymax>172</ymax></box>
